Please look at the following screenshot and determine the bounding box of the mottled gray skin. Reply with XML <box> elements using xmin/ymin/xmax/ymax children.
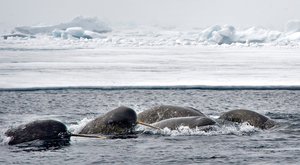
<box><xmin>80</xmin><ymin>106</ymin><xmax>137</xmax><ymax>134</ymax></box>
<box><xmin>152</xmin><ymin>116</ymin><xmax>216</xmax><ymax>130</ymax></box>
<box><xmin>219</xmin><ymin>109</ymin><xmax>276</xmax><ymax>129</ymax></box>
<box><xmin>5</xmin><ymin>120</ymin><xmax>70</xmax><ymax>145</ymax></box>
<box><xmin>138</xmin><ymin>105</ymin><xmax>205</xmax><ymax>124</ymax></box>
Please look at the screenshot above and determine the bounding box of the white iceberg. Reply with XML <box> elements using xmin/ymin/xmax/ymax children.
<box><xmin>14</xmin><ymin>16</ymin><xmax>111</xmax><ymax>35</ymax></box>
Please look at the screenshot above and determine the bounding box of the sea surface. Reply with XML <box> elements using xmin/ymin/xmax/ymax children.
<box><xmin>0</xmin><ymin>89</ymin><xmax>300</xmax><ymax>165</ymax></box>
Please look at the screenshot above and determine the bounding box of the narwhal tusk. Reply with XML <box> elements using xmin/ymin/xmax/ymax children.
<box><xmin>137</xmin><ymin>121</ymin><xmax>162</xmax><ymax>130</ymax></box>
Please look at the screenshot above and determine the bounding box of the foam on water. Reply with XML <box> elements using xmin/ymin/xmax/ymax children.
<box><xmin>0</xmin><ymin>136</ymin><xmax>11</xmax><ymax>146</ymax></box>
<box><xmin>68</xmin><ymin>117</ymin><xmax>94</xmax><ymax>134</ymax></box>
<box><xmin>137</xmin><ymin>122</ymin><xmax>260</xmax><ymax>137</ymax></box>
<box><xmin>2</xmin><ymin>117</ymin><xmax>259</xmax><ymax>144</ymax></box>
<box><xmin>0</xmin><ymin>126</ymin><xmax>9</xmax><ymax>145</ymax></box>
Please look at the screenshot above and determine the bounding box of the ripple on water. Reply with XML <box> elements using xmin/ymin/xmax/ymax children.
<box><xmin>0</xmin><ymin>89</ymin><xmax>300</xmax><ymax>164</ymax></box>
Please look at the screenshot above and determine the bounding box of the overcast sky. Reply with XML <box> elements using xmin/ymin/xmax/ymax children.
<box><xmin>0</xmin><ymin>0</ymin><xmax>299</xmax><ymax>30</ymax></box>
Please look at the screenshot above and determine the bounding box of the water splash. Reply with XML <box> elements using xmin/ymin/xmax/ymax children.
<box><xmin>68</xmin><ymin>117</ymin><xmax>94</xmax><ymax>134</ymax></box>
<box><xmin>139</xmin><ymin>122</ymin><xmax>261</xmax><ymax>137</ymax></box>
<box><xmin>0</xmin><ymin>134</ymin><xmax>11</xmax><ymax>146</ymax></box>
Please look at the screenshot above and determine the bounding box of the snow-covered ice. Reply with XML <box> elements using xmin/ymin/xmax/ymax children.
<box><xmin>0</xmin><ymin>47</ymin><xmax>299</xmax><ymax>89</ymax></box>
<box><xmin>0</xmin><ymin>17</ymin><xmax>300</xmax><ymax>89</ymax></box>
<box><xmin>1</xmin><ymin>17</ymin><xmax>300</xmax><ymax>46</ymax></box>
<box><xmin>14</xmin><ymin>16</ymin><xmax>111</xmax><ymax>35</ymax></box>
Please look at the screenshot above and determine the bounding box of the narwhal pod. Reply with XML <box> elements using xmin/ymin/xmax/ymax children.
<box><xmin>5</xmin><ymin>120</ymin><xmax>70</xmax><ymax>145</ymax></box>
<box><xmin>138</xmin><ymin>105</ymin><xmax>205</xmax><ymax>124</ymax></box>
<box><xmin>80</xmin><ymin>106</ymin><xmax>137</xmax><ymax>134</ymax></box>
<box><xmin>219</xmin><ymin>109</ymin><xmax>276</xmax><ymax>129</ymax></box>
<box><xmin>152</xmin><ymin>116</ymin><xmax>216</xmax><ymax>130</ymax></box>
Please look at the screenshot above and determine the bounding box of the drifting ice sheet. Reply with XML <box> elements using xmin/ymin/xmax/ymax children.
<box><xmin>0</xmin><ymin>47</ymin><xmax>299</xmax><ymax>89</ymax></box>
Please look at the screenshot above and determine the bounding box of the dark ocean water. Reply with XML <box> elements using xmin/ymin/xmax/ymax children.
<box><xmin>0</xmin><ymin>89</ymin><xmax>300</xmax><ymax>164</ymax></box>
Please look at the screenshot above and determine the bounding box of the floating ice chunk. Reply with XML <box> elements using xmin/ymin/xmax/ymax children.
<box><xmin>14</xmin><ymin>26</ymin><xmax>51</xmax><ymax>35</ymax></box>
<box><xmin>200</xmin><ymin>25</ymin><xmax>221</xmax><ymax>41</ymax></box>
<box><xmin>84</xmin><ymin>30</ymin><xmax>107</xmax><ymax>39</ymax></box>
<box><xmin>213</xmin><ymin>25</ymin><xmax>236</xmax><ymax>44</ymax></box>
<box><xmin>266</xmin><ymin>30</ymin><xmax>282</xmax><ymax>42</ymax></box>
<box><xmin>218</xmin><ymin>25</ymin><xmax>235</xmax><ymax>38</ymax></box>
<box><xmin>198</xmin><ymin>25</ymin><xmax>284</xmax><ymax>45</ymax></box>
<box><xmin>235</xmin><ymin>27</ymin><xmax>281</xmax><ymax>44</ymax></box>
<box><xmin>285</xmin><ymin>32</ymin><xmax>300</xmax><ymax>41</ymax></box>
<box><xmin>65</xmin><ymin>27</ymin><xmax>85</xmax><ymax>38</ymax></box>
<box><xmin>52</xmin><ymin>29</ymin><xmax>64</xmax><ymax>38</ymax></box>
<box><xmin>237</xmin><ymin>27</ymin><xmax>268</xmax><ymax>43</ymax></box>
<box><xmin>4</xmin><ymin>19</ymin><xmax>300</xmax><ymax>46</ymax></box>
<box><xmin>199</xmin><ymin>25</ymin><xmax>236</xmax><ymax>44</ymax></box>
<box><xmin>15</xmin><ymin>16</ymin><xmax>111</xmax><ymax>35</ymax></box>
<box><xmin>51</xmin><ymin>27</ymin><xmax>106</xmax><ymax>39</ymax></box>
